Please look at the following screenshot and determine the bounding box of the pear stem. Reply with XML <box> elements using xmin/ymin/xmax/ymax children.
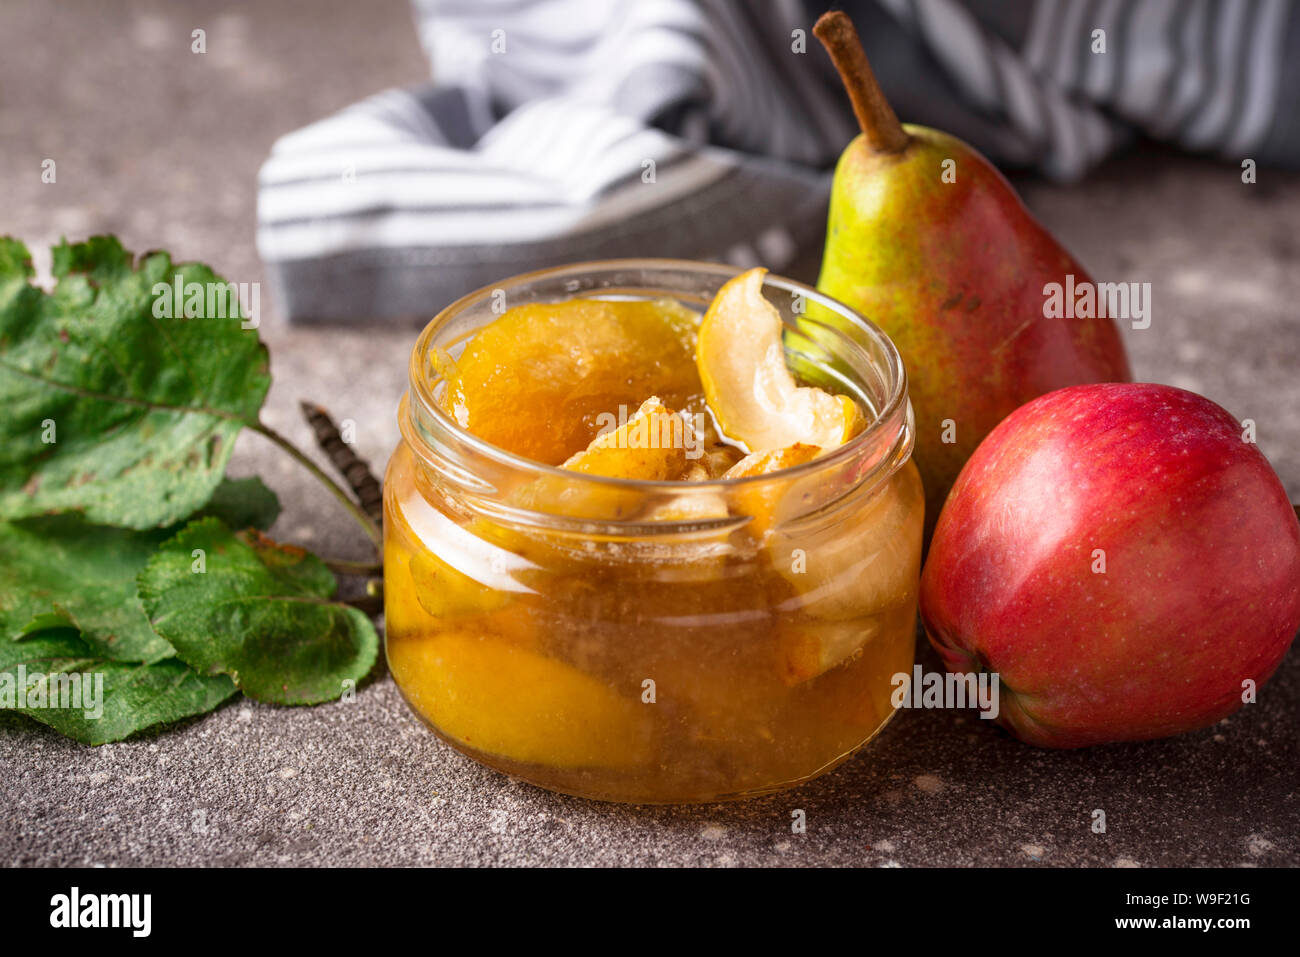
<box><xmin>814</xmin><ymin>11</ymin><xmax>909</xmax><ymax>154</ymax></box>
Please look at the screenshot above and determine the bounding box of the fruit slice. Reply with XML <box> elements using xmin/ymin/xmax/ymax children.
<box><xmin>776</xmin><ymin>616</ymin><xmax>883</xmax><ymax>685</ymax></box>
<box><xmin>769</xmin><ymin>459</ymin><xmax>924</xmax><ymax>620</ymax></box>
<box><xmin>383</xmin><ymin>537</ymin><xmax>433</xmax><ymax>641</ymax></box>
<box><xmin>725</xmin><ymin>443</ymin><xmax>823</xmax><ymax>479</ymax></box>
<box><xmin>393</xmin><ymin>469</ymin><xmax>536</xmax><ymax>605</ymax></box>
<box><xmin>440</xmin><ymin>297</ymin><xmax>702</xmax><ymax>465</ymax></box>
<box><xmin>697</xmin><ymin>443</ymin><xmax>746</xmax><ymax>477</ymax></box>
<box><xmin>724</xmin><ymin>442</ymin><xmax>822</xmax><ymax>536</ymax></box>
<box><xmin>644</xmin><ymin>463</ymin><xmax>731</xmax><ymax>522</ymax></box>
<box><xmin>559</xmin><ymin>396</ymin><xmax>689</xmax><ymax>480</ymax></box>
<box><xmin>765</xmin><ymin>462</ymin><xmax>923</xmax><ymax>683</ymax></box>
<box><xmin>513</xmin><ymin>397</ymin><xmax>691</xmax><ymax>520</ymax></box>
<box><xmin>387</xmin><ymin>630</ymin><xmax>653</xmax><ymax>769</ymax></box>
<box><xmin>697</xmin><ymin>268</ymin><xmax>861</xmax><ymax>452</ymax></box>
<box><xmin>639</xmin><ymin>440</ymin><xmax>746</xmax><ymax>524</ymax></box>
<box><xmin>408</xmin><ymin>550</ymin><xmax>508</xmax><ymax>618</ymax></box>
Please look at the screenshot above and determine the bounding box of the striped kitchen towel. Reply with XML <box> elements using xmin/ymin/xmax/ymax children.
<box><xmin>257</xmin><ymin>0</ymin><xmax>1300</xmax><ymax>323</ymax></box>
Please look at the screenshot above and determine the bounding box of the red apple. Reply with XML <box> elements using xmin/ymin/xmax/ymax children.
<box><xmin>920</xmin><ymin>383</ymin><xmax>1300</xmax><ymax>747</ymax></box>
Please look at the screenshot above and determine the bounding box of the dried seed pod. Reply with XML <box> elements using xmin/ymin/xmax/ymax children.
<box><xmin>298</xmin><ymin>401</ymin><xmax>383</xmax><ymax>523</ymax></box>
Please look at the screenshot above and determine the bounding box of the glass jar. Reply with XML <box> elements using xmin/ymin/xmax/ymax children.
<box><xmin>384</xmin><ymin>260</ymin><xmax>923</xmax><ymax>803</ymax></box>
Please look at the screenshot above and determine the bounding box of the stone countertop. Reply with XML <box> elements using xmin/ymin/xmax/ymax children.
<box><xmin>2</xmin><ymin>0</ymin><xmax>1297</xmax><ymax>867</ymax></box>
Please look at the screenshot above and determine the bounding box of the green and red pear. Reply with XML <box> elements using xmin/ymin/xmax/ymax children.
<box><xmin>812</xmin><ymin>12</ymin><xmax>1131</xmax><ymax>538</ymax></box>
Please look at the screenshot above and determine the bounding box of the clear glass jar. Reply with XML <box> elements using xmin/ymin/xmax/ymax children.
<box><xmin>384</xmin><ymin>260</ymin><xmax>923</xmax><ymax>803</ymax></box>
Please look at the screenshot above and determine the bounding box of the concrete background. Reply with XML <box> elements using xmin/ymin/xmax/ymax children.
<box><xmin>1</xmin><ymin>0</ymin><xmax>1297</xmax><ymax>866</ymax></box>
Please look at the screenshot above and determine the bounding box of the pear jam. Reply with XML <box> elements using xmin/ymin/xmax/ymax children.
<box><xmin>384</xmin><ymin>264</ymin><xmax>924</xmax><ymax>803</ymax></box>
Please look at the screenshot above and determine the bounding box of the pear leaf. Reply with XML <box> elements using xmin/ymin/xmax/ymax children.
<box><xmin>138</xmin><ymin>517</ymin><xmax>378</xmax><ymax>705</ymax></box>
<box><xmin>191</xmin><ymin>475</ymin><xmax>282</xmax><ymax>532</ymax></box>
<box><xmin>0</xmin><ymin>236</ymin><xmax>270</xmax><ymax>529</ymax></box>
<box><xmin>0</xmin><ymin>628</ymin><xmax>237</xmax><ymax>746</ymax></box>
<box><xmin>0</xmin><ymin>517</ymin><xmax>174</xmax><ymax>662</ymax></box>
<box><xmin>0</xmin><ymin>476</ymin><xmax>282</xmax><ymax>662</ymax></box>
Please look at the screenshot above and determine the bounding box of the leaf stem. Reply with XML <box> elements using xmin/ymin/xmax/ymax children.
<box><xmin>346</xmin><ymin>594</ymin><xmax>384</xmax><ymax>616</ymax></box>
<box><xmin>252</xmin><ymin>420</ymin><xmax>383</xmax><ymax>550</ymax></box>
<box><xmin>323</xmin><ymin>558</ymin><xmax>384</xmax><ymax>577</ymax></box>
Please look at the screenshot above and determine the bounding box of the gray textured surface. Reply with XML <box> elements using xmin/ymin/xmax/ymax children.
<box><xmin>2</xmin><ymin>0</ymin><xmax>1297</xmax><ymax>867</ymax></box>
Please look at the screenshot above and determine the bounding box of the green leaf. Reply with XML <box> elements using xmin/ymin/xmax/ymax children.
<box><xmin>0</xmin><ymin>628</ymin><xmax>237</xmax><ymax>745</ymax></box>
<box><xmin>138</xmin><ymin>517</ymin><xmax>378</xmax><ymax>705</ymax></box>
<box><xmin>0</xmin><ymin>236</ymin><xmax>270</xmax><ymax>529</ymax></box>
<box><xmin>192</xmin><ymin>475</ymin><xmax>281</xmax><ymax>531</ymax></box>
<box><xmin>0</xmin><ymin>477</ymin><xmax>282</xmax><ymax>661</ymax></box>
<box><xmin>0</xmin><ymin>516</ymin><xmax>173</xmax><ymax>661</ymax></box>
<box><xmin>0</xmin><ymin>237</ymin><xmax>32</xmax><ymax>278</ymax></box>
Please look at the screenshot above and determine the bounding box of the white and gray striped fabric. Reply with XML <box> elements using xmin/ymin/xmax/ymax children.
<box><xmin>257</xmin><ymin>0</ymin><xmax>1299</xmax><ymax>323</ymax></box>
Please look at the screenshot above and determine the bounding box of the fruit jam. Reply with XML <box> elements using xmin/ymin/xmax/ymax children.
<box><xmin>384</xmin><ymin>261</ymin><xmax>923</xmax><ymax>803</ymax></box>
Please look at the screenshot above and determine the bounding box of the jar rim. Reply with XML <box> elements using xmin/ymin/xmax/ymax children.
<box><xmin>405</xmin><ymin>258</ymin><xmax>911</xmax><ymax>497</ymax></box>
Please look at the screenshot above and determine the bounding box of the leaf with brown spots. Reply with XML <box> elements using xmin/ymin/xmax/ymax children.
<box><xmin>0</xmin><ymin>236</ymin><xmax>270</xmax><ymax>528</ymax></box>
